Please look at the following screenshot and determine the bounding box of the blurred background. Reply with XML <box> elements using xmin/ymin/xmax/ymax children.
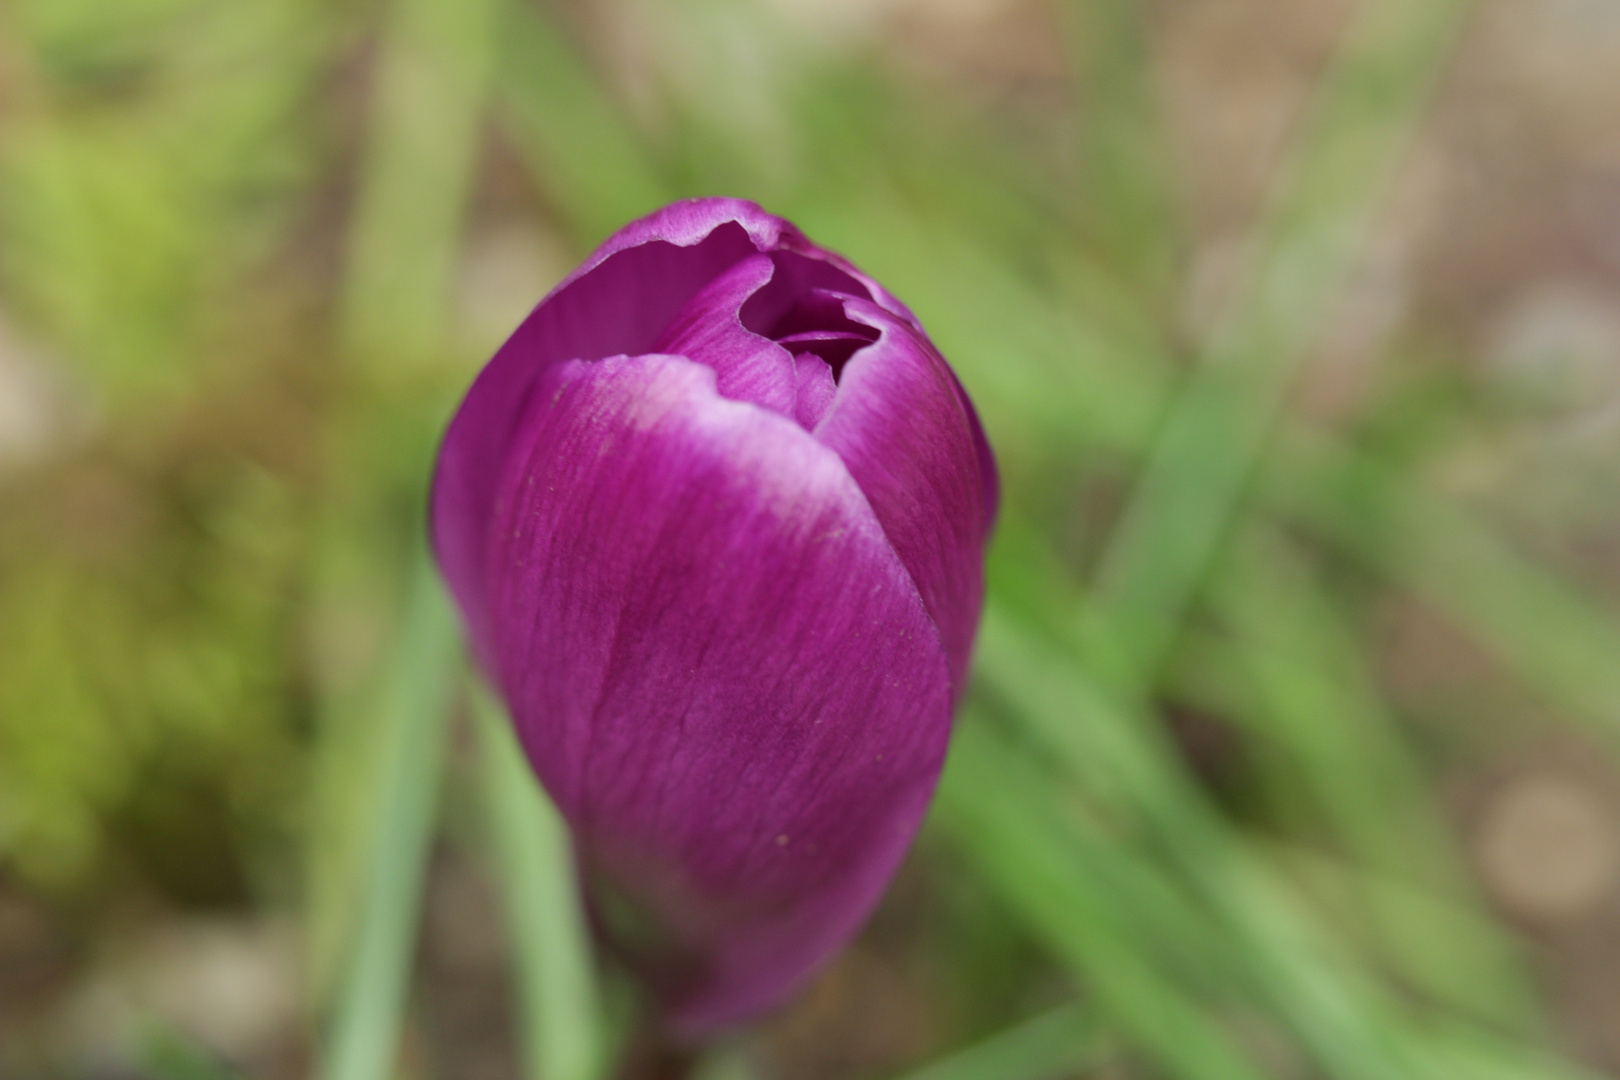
<box><xmin>6</xmin><ymin>0</ymin><xmax>1620</xmax><ymax>1077</ymax></box>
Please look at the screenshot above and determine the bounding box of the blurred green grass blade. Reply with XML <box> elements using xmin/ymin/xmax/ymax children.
<box><xmin>339</xmin><ymin>0</ymin><xmax>503</xmax><ymax>366</ymax></box>
<box><xmin>137</xmin><ymin>1025</ymin><xmax>243</xmax><ymax>1080</ymax></box>
<box><xmin>311</xmin><ymin>0</ymin><xmax>498</xmax><ymax>1005</ymax></box>
<box><xmin>1213</xmin><ymin>530</ymin><xmax>1456</xmax><ymax>883</ymax></box>
<box><xmin>316</xmin><ymin>561</ymin><xmax>460</xmax><ymax>1080</ymax></box>
<box><xmin>475</xmin><ymin>685</ymin><xmax>602</xmax><ymax>1080</ymax></box>
<box><xmin>887</xmin><ymin>1003</ymin><xmax>1105</xmax><ymax>1080</ymax></box>
<box><xmin>496</xmin><ymin>1</ymin><xmax>671</xmax><ymax>245</ymax></box>
<box><xmin>1411</xmin><ymin>1028</ymin><xmax>1609</xmax><ymax>1080</ymax></box>
<box><xmin>1060</xmin><ymin>0</ymin><xmax>1180</xmax><ymax>304</ymax></box>
<box><xmin>953</xmin><ymin>715</ymin><xmax>1243</xmax><ymax>993</ymax></box>
<box><xmin>1084</xmin><ymin>0</ymin><xmax>1474</xmax><ymax>689</ymax></box>
<box><xmin>975</xmin><ymin>606</ymin><xmax>1419</xmax><ymax>1080</ymax></box>
<box><xmin>302</xmin><ymin>432</ymin><xmax>444</xmax><ymax>1006</ymax></box>
<box><xmin>938</xmin><ymin>718</ymin><xmax>1268</xmax><ymax>1080</ymax></box>
<box><xmin>1270</xmin><ymin>843</ymin><xmax>1538</xmax><ymax>1034</ymax></box>
<box><xmin>985</xmin><ymin>592</ymin><xmax>1590</xmax><ymax>1077</ymax></box>
<box><xmin>1208</xmin><ymin>528</ymin><xmax>1540</xmax><ymax>1031</ymax></box>
<box><xmin>1274</xmin><ymin>431</ymin><xmax>1620</xmax><ymax>738</ymax></box>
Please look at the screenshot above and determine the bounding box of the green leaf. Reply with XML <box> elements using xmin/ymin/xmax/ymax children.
<box><xmin>1208</xmin><ymin>526</ymin><xmax>1541</xmax><ymax>1031</ymax></box>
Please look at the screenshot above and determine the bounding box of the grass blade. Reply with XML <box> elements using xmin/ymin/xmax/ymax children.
<box><xmin>339</xmin><ymin>0</ymin><xmax>504</xmax><ymax>366</ymax></box>
<box><xmin>1273</xmin><ymin>430</ymin><xmax>1620</xmax><ymax>738</ymax></box>
<box><xmin>975</xmin><ymin>606</ymin><xmax>1421</xmax><ymax>1080</ymax></box>
<box><xmin>475</xmin><ymin>684</ymin><xmax>602</xmax><ymax>1080</ymax></box>
<box><xmin>1060</xmin><ymin>0</ymin><xmax>1181</xmax><ymax>306</ymax></box>
<box><xmin>937</xmin><ymin>718</ymin><xmax>1269</xmax><ymax>1080</ymax></box>
<box><xmin>1207</xmin><ymin>527</ymin><xmax>1541</xmax><ymax>1031</ymax></box>
<box><xmin>886</xmin><ymin>1003</ymin><xmax>1105</xmax><ymax>1080</ymax></box>
<box><xmin>495</xmin><ymin>1</ymin><xmax>671</xmax><ymax>246</ymax></box>
<box><xmin>315</xmin><ymin>560</ymin><xmax>460</xmax><ymax>1080</ymax></box>
<box><xmin>1084</xmin><ymin>0</ymin><xmax>1475</xmax><ymax>689</ymax></box>
<box><xmin>309</xmin><ymin>0</ymin><xmax>500</xmax><ymax>1013</ymax></box>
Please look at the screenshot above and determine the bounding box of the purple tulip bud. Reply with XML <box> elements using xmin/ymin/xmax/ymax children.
<box><xmin>430</xmin><ymin>198</ymin><xmax>997</xmax><ymax>1036</ymax></box>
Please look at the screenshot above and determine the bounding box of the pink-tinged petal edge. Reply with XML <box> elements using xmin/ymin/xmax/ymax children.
<box><xmin>484</xmin><ymin>353</ymin><xmax>954</xmax><ymax>1035</ymax></box>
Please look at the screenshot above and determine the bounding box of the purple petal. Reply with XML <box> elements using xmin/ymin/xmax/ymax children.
<box><xmin>560</xmin><ymin>198</ymin><xmax>799</xmax><ymax>292</ymax></box>
<box><xmin>814</xmin><ymin>299</ymin><xmax>998</xmax><ymax>694</ymax></box>
<box><xmin>651</xmin><ymin>254</ymin><xmax>796</xmax><ymax>417</ymax></box>
<box><xmin>739</xmin><ymin>251</ymin><xmax>872</xmax><ymax>330</ymax></box>
<box><xmin>483</xmin><ymin>353</ymin><xmax>953</xmax><ymax>1035</ymax></box>
<box><xmin>431</xmin><ymin>202</ymin><xmax>794</xmax><ymax>660</ymax></box>
<box><xmin>777</xmin><ymin>247</ymin><xmax>925</xmax><ymax>337</ymax></box>
<box><xmin>792</xmin><ymin>353</ymin><xmax>837</xmax><ymax>430</ymax></box>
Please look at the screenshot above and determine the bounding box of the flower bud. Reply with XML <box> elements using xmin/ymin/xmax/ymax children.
<box><xmin>431</xmin><ymin>198</ymin><xmax>996</xmax><ymax>1035</ymax></box>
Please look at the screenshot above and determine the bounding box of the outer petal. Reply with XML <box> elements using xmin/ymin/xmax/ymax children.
<box><xmin>485</xmin><ymin>353</ymin><xmax>953</xmax><ymax>1035</ymax></box>
<box><xmin>814</xmin><ymin>299</ymin><xmax>998</xmax><ymax>694</ymax></box>
<box><xmin>559</xmin><ymin>198</ymin><xmax>797</xmax><ymax>292</ymax></box>
<box><xmin>431</xmin><ymin>203</ymin><xmax>786</xmax><ymax>659</ymax></box>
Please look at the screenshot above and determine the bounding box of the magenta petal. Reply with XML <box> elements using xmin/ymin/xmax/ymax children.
<box><xmin>815</xmin><ymin>299</ymin><xmax>998</xmax><ymax>694</ymax></box>
<box><xmin>560</xmin><ymin>198</ymin><xmax>798</xmax><ymax>292</ymax></box>
<box><xmin>792</xmin><ymin>353</ymin><xmax>838</xmax><ymax>430</ymax></box>
<box><xmin>484</xmin><ymin>353</ymin><xmax>953</xmax><ymax>1035</ymax></box>
<box><xmin>652</xmin><ymin>254</ymin><xmax>797</xmax><ymax>417</ymax></box>
<box><xmin>431</xmin><ymin>203</ymin><xmax>791</xmax><ymax>659</ymax></box>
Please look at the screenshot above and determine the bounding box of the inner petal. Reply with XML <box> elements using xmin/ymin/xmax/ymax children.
<box><xmin>777</xmin><ymin>329</ymin><xmax>880</xmax><ymax>374</ymax></box>
<box><xmin>792</xmin><ymin>353</ymin><xmax>837</xmax><ymax>430</ymax></box>
<box><xmin>739</xmin><ymin>251</ymin><xmax>872</xmax><ymax>337</ymax></box>
<box><xmin>654</xmin><ymin>249</ymin><xmax>883</xmax><ymax>432</ymax></box>
<box><xmin>739</xmin><ymin>253</ymin><xmax>881</xmax><ymax>383</ymax></box>
<box><xmin>652</xmin><ymin>254</ymin><xmax>797</xmax><ymax>418</ymax></box>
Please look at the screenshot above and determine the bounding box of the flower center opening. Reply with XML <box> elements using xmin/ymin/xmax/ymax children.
<box><xmin>739</xmin><ymin>253</ymin><xmax>879</xmax><ymax>384</ymax></box>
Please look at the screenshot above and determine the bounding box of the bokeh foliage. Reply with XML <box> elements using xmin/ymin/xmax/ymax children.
<box><xmin>2</xmin><ymin>0</ymin><xmax>1618</xmax><ymax>1078</ymax></box>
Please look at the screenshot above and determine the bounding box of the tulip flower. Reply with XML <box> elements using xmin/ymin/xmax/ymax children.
<box><xmin>431</xmin><ymin>198</ymin><xmax>996</xmax><ymax>1036</ymax></box>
